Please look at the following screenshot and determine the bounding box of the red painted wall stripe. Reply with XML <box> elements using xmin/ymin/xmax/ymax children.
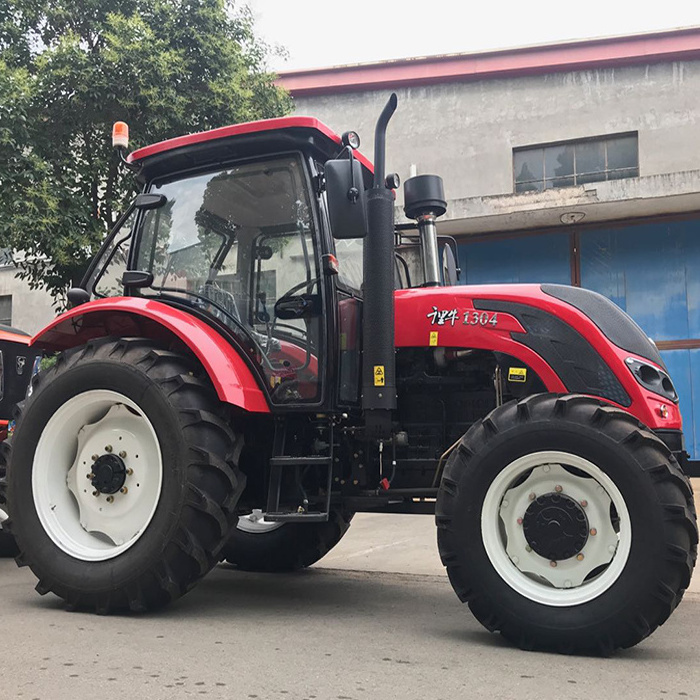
<box><xmin>277</xmin><ymin>28</ymin><xmax>700</xmax><ymax>96</ymax></box>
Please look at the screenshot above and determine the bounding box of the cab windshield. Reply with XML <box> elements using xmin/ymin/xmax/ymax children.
<box><xmin>134</xmin><ymin>155</ymin><xmax>322</xmax><ymax>403</ymax></box>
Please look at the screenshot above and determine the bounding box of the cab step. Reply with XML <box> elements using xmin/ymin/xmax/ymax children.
<box><xmin>265</xmin><ymin>456</ymin><xmax>333</xmax><ymax>522</ymax></box>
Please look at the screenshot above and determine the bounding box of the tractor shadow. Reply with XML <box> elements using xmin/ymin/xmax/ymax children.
<box><xmin>22</xmin><ymin>562</ymin><xmax>695</xmax><ymax>664</ymax></box>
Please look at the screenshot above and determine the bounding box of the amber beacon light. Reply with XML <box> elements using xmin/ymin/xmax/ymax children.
<box><xmin>112</xmin><ymin>121</ymin><xmax>129</xmax><ymax>149</ymax></box>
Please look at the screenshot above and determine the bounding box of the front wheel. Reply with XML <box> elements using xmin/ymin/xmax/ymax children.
<box><xmin>5</xmin><ymin>338</ymin><xmax>245</xmax><ymax>612</ymax></box>
<box><xmin>436</xmin><ymin>394</ymin><xmax>697</xmax><ymax>654</ymax></box>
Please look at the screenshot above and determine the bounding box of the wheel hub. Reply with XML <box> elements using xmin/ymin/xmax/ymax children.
<box><xmin>522</xmin><ymin>492</ymin><xmax>589</xmax><ymax>560</ymax></box>
<box><xmin>90</xmin><ymin>454</ymin><xmax>127</xmax><ymax>494</ymax></box>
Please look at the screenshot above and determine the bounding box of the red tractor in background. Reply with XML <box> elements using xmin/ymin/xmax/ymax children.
<box><xmin>0</xmin><ymin>326</ymin><xmax>40</xmax><ymax>556</ymax></box>
<box><xmin>1</xmin><ymin>95</ymin><xmax>696</xmax><ymax>654</ymax></box>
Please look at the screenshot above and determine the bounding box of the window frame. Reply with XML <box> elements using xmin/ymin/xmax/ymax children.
<box><xmin>513</xmin><ymin>132</ymin><xmax>639</xmax><ymax>193</ymax></box>
<box><xmin>131</xmin><ymin>150</ymin><xmax>332</xmax><ymax>411</ymax></box>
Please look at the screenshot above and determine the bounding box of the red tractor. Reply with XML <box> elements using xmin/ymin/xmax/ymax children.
<box><xmin>0</xmin><ymin>326</ymin><xmax>40</xmax><ymax>556</ymax></box>
<box><xmin>2</xmin><ymin>95</ymin><xmax>695</xmax><ymax>654</ymax></box>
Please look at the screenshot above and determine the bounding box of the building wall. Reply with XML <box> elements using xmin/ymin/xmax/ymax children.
<box><xmin>291</xmin><ymin>61</ymin><xmax>700</xmax><ymax>205</ymax></box>
<box><xmin>0</xmin><ymin>267</ymin><xmax>56</xmax><ymax>334</ymax></box>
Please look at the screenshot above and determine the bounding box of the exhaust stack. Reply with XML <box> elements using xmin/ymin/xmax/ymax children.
<box><xmin>362</xmin><ymin>94</ymin><xmax>398</xmax><ymax>440</ymax></box>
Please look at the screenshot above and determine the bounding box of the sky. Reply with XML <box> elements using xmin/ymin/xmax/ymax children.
<box><xmin>246</xmin><ymin>0</ymin><xmax>700</xmax><ymax>72</ymax></box>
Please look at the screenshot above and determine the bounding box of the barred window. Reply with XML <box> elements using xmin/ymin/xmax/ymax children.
<box><xmin>514</xmin><ymin>133</ymin><xmax>639</xmax><ymax>193</ymax></box>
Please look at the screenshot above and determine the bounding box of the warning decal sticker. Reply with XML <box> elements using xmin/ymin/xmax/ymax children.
<box><xmin>374</xmin><ymin>365</ymin><xmax>385</xmax><ymax>387</ymax></box>
<box><xmin>508</xmin><ymin>367</ymin><xmax>527</xmax><ymax>382</ymax></box>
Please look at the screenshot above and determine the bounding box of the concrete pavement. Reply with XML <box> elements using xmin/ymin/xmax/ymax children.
<box><xmin>2</xmin><ymin>559</ymin><xmax>700</xmax><ymax>700</ymax></box>
<box><xmin>1</xmin><ymin>481</ymin><xmax>699</xmax><ymax>700</ymax></box>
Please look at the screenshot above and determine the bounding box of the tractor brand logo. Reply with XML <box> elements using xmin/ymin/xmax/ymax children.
<box><xmin>427</xmin><ymin>307</ymin><xmax>459</xmax><ymax>326</ymax></box>
<box><xmin>429</xmin><ymin>331</ymin><xmax>439</xmax><ymax>346</ymax></box>
<box><xmin>16</xmin><ymin>356</ymin><xmax>26</xmax><ymax>375</ymax></box>
<box><xmin>373</xmin><ymin>365</ymin><xmax>385</xmax><ymax>387</ymax></box>
<box><xmin>427</xmin><ymin>306</ymin><xmax>499</xmax><ymax>328</ymax></box>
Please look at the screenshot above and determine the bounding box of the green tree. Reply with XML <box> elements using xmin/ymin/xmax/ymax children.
<box><xmin>0</xmin><ymin>0</ymin><xmax>291</xmax><ymax>303</ymax></box>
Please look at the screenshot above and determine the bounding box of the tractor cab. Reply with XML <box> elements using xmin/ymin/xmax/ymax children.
<box><xmin>79</xmin><ymin>119</ymin><xmax>379</xmax><ymax>407</ymax></box>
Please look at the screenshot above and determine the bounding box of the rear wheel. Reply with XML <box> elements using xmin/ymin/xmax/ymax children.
<box><xmin>4</xmin><ymin>338</ymin><xmax>245</xmax><ymax>612</ymax></box>
<box><xmin>436</xmin><ymin>393</ymin><xmax>697</xmax><ymax>654</ymax></box>
<box><xmin>222</xmin><ymin>508</ymin><xmax>353</xmax><ymax>572</ymax></box>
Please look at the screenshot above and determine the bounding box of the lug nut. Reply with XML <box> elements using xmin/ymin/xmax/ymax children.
<box><xmin>120</xmin><ymin>487</ymin><xmax>128</xmax><ymax>495</ymax></box>
<box><xmin>119</xmin><ymin>450</ymin><xmax>127</xmax><ymax>458</ymax></box>
<box><xmin>554</xmin><ymin>485</ymin><xmax>563</xmax><ymax>493</ymax></box>
<box><xmin>86</xmin><ymin>473</ymin><xmax>94</xmax><ymax>480</ymax></box>
<box><xmin>580</xmin><ymin>500</ymin><xmax>588</xmax><ymax>507</ymax></box>
<box><xmin>525</xmin><ymin>545</ymin><xmax>532</xmax><ymax>552</ymax></box>
<box><xmin>550</xmin><ymin>561</ymin><xmax>557</xmax><ymax>568</ymax></box>
<box><xmin>106</xmin><ymin>496</ymin><xmax>114</xmax><ymax>503</ymax></box>
<box><xmin>92</xmin><ymin>490</ymin><xmax>99</xmax><ymax>497</ymax></box>
<box><xmin>528</xmin><ymin>492</ymin><xmax>536</xmax><ymax>501</ymax></box>
<box><xmin>126</xmin><ymin>468</ymin><xmax>133</xmax><ymax>476</ymax></box>
<box><xmin>91</xmin><ymin>454</ymin><xmax>98</xmax><ymax>461</ymax></box>
<box><xmin>104</xmin><ymin>445</ymin><xmax>112</xmax><ymax>453</ymax></box>
<box><xmin>516</xmin><ymin>517</ymin><xmax>523</xmax><ymax>525</ymax></box>
<box><xmin>590</xmin><ymin>528</ymin><xmax>597</xmax><ymax>536</ymax></box>
<box><xmin>576</xmin><ymin>553</ymin><xmax>585</xmax><ymax>561</ymax></box>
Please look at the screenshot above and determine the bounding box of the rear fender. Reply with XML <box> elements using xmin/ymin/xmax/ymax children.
<box><xmin>30</xmin><ymin>297</ymin><xmax>270</xmax><ymax>413</ymax></box>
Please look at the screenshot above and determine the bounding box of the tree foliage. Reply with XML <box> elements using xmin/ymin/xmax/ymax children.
<box><xmin>0</xmin><ymin>0</ymin><xmax>291</xmax><ymax>302</ymax></box>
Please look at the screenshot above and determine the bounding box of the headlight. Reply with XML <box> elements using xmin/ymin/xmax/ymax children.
<box><xmin>625</xmin><ymin>357</ymin><xmax>678</xmax><ymax>403</ymax></box>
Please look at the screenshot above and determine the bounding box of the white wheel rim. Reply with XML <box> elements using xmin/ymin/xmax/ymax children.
<box><xmin>481</xmin><ymin>450</ymin><xmax>632</xmax><ymax>606</ymax></box>
<box><xmin>236</xmin><ymin>509</ymin><xmax>284</xmax><ymax>534</ymax></box>
<box><xmin>32</xmin><ymin>390</ymin><xmax>163</xmax><ymax>561</ymax></box>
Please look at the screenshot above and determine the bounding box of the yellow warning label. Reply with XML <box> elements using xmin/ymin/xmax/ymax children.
<box><xmin>374</xmin><ymin>365</ymin><xmax>385</xmax><ymax>387</ymax></box>
<box><xmin>429</xmin><ymin>331</ymin><xmax>439</xmax><ymax>347</ymax></box>
<box><xmin>508</xmin><ymin>367</ymin><xmax>527</xmax><ymax>383</ymax></box>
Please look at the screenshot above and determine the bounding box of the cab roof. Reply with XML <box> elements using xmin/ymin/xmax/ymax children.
<box><xmin>127</xmin><ymin>116</ymin><xmax>374</xmax><ymax>181</ymax></box>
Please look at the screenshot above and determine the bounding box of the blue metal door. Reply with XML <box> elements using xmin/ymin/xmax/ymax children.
<box><xmin>579</xmin><ymin>218</ymin><xmax>700</xmax><ymax>459</ymax></box>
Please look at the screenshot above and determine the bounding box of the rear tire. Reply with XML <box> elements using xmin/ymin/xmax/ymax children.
<box><xmin>436</xmin><ymin>393</ymin><xmax>697</xmax><ymax>654</ymax></box>
<box><xmin>222</xmin><ymin>508</ymin><xmax>353</xmax><ymax>572</ymax></box>
<box><xmin>4</xmin><ymin>338</ymin><xmax>245</xmax><ymax>612</ymax></box>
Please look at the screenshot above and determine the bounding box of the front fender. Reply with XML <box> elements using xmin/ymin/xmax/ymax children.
<box><xmin>31</xmin><ymin>297</ymin><xmax>270</xmax><ymax>413</ymax></box>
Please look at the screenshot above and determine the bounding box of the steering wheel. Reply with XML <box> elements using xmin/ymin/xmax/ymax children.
<box><xmin>265</xmin><ymin>276</ymin><xmax>320</xmax><ymax>364</ymax></box>
<box><xmin>276</xmin><ymin>276</ymin><xmax>321</xmax><ymax>305</ymax></box>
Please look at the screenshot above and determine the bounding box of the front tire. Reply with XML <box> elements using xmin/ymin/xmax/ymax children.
<box><xmin>436</xmin><ymin>394</ymin><xmax>697</xmax><ymax>654</ymax></box>
<box><xmin>5</xmin><ymin>338</ymin><xmax>245</xmax><ymax>612</ymax></box>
